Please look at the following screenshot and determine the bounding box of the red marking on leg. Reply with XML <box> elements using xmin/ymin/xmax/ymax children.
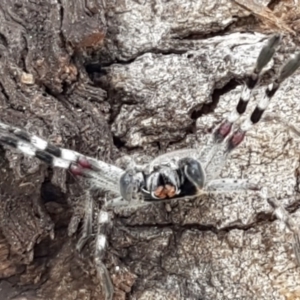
<box><xmin>229</xmin><ymin>130</ymin><xmax>245</xmax><ymax>149</ymax></box>
<box><xmin>216</xmin><ymin>121</ymin><xmax>232</xmax><ymax>140</ymax></box>
<box><xmin>69</xmin><ymin>164</ymin><xmax>84</xmax><ymax>176</ymax></box>
<box><xmin>78</xmin><ymin>156</ymin><xmax>92</xmax><ymax>169</ymax></box>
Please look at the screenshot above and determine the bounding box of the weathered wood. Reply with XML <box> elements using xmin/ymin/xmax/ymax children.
<box><xmin>0</xmin><ymin>0</ymin><xmax>300</xmax><ymax>299</ymax></box>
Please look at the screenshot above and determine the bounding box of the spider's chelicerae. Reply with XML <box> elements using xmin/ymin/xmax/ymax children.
<box><xmin>1</xmin><ymin>34</ymin><xmax>300</xmax><ymax>299</ymax></box>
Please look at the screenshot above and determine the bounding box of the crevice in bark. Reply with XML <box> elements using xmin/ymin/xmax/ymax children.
<box><xmin>0</xmin><ymin>33</ymin><xmax>8</xmax><ymax>48</ymax></box>
<box><xmin>0</xmin><ymin>82</ymin><xmax>10</xmax><ymax>103</ymax></box>
<box><xmin>268</xmin><ymin>0</ymin><xmax>281</xmax><ymax>9</ymax></box>
<box><xmin>57</xmin><ymin>0</ymin><xmax>66</xmax><ymax>51</ymax></box>
<box><xmin>228</xmin><ymin>15</ymin><xmax>261</xmax><ymax>33</ymax></box>
<box><xmin>190</xmin><ymin>78</ymin><xmax>240</xmax><ymax>121</ymax></box>
<box><xmin>122</xmin><ymin>204</ymin><xmax>300</xmax><ymax>236</ymax></box>
<box><xmin>171</xmin><ymin>26</ymin><xmax>234</xmax><ymax>41</ymax></box>
<box><xmin>113</xmin><ymin>135</ymin><xmax>126</xmax><ymax>149</ymax></box>
<box><xmin>41</xmin><ymin>180</ymin><xmax>66</xmax><ymax>204</ymax></box>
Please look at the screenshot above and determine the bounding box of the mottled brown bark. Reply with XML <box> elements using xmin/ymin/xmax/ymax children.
<box><xmin>0</xmin><ymin>0</ymin><xmax>300</xmax><ymax>300</ymax></box>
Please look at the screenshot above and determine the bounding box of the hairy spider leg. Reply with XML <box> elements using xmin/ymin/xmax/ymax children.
<box><xmin>205</xmin><ymin>51</ymin><xmax>300</xmax><ymax>181</ymax></box>
<box><xmin>204</xmin><ymin>178</ymin><xmax>260</xmax><ymax>192</ymax></box>
<box><xmin>262</xmin><ymin>188</ymin><xmax>300</xmax><ymax>266</ymax></box>
<box><xmin>75</xmin><ymin>191</ymin><xmax>95</xmax><ymax>252</ymax></box>
<box><xmin>0</xmin><ymin>122</ymin><xmax>124</xmax><ymax>193</ymax></box>
<box><xmin>199</xmin><ymin>34</ymin><xmax>281</xmax><ymax>169</ymax></box>
<box><xmin>0</xmin><ymin>124</ymin><xmax>120</xmax><ymax>299</ymax></box>
<box><xmin>94</xmin><ymin>209</ymin><xmax>114</xmax><ymax>300</ymax></box>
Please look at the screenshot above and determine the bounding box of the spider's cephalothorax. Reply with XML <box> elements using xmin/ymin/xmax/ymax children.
<box><xmin>1</xmin><ymin>34</ymin><xmax>300</xmax><ymax>300</ymax></box>
<box><xmin>119</xmin><ymin>157</ymin><xmax>205</xmax><ymax>201</ymax></box>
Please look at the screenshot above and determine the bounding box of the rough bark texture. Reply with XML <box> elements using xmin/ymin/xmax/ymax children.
<box><xmin>0</xmin><ymin>0</ymin><xmax>300</xmax><ymax>299</ymax></box>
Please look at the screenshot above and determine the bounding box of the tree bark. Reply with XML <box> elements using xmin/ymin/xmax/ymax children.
<box><xmin>0</xmin><ymin>0</ymin><xmax>300</xmax><ymax>299</ymax></box>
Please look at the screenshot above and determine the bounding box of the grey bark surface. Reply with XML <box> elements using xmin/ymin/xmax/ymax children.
<box><xmin>0</xmin><ymin>0</ymin><xmax>300</xmax><ymax>300</ymax></box>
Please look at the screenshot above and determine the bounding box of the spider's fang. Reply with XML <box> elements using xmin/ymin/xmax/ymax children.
<box><xmin>153</xmin><ymin>184</ymin><xmax>177</xmax><ymax>199</ymax></box>
<box><xmin>153</xmin><ymin>185</ymin><xmax>167</xmax><ymax>199</ymax></box>
<box><xmin>165</xmin><ymin>184</ymin><xmax>176</xmax><ymax>198</ymax></box>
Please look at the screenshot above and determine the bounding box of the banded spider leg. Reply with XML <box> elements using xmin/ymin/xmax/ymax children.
<box><xmin>0</xmin><ymin>121</ymin><xmax>124</xmax><ymax>192</ymax></box>
<box><xmin>200</xmin><ymin>41</ymin><xmax>300</xmax><ymax>263</ymax></box>
<box><xmin>198</xmin><ymin>33</ymin><xmax>282</xmax><ymax>169</ymax></box>
<box><xmin>0</xmin><ymin>122</ymin><xmax>122</xmax><ymax>299</ymax></box>
<box><xmin>204</xmin><ymin>50</ymin><xmax>300</xmax><ymax>184</ymax></box>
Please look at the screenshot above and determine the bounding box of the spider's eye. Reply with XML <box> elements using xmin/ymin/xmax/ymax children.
<box><xmin>153</xmin><ymin>164</ymin><xmax>160</xmax><ymax>171</ymax></box>
<box><xmin>119</xmin><ymin>171</ymin><xmax>141</xmax><ymax>201</ymax></box>
<box><xmin>183</xmin><ymin>159</ymin><xmax>205</xmax><ymax>189</ymax></box>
